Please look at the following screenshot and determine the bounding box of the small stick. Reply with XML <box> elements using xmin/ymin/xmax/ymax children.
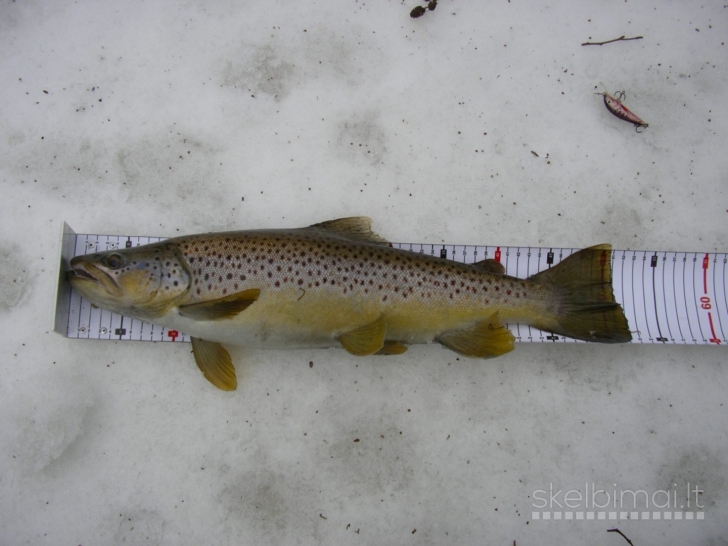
<box><xmin>607</xmin><ymin>528</ymin><xmax>635</xmax><ymax>546</ymax></box>
<box><xmin>582</xmin><ymin>35</ymin><xmax>643</xmax><ymax>46</ymax></box>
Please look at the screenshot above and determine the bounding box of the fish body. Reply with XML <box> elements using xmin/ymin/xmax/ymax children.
<box><xmin>68</xmin><ymin>217</ymin><xmax>631</xmax><ymax>390</ymax></box>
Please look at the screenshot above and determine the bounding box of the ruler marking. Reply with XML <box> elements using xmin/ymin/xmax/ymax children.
<box><xmin>651</xmin><ymin>253</ymin><xmax>667</xmax><ymax>342</ymax></box>
<box><xmin>708</xmin><ymin>254</ymin><xmax>725</xmax><ymax>344</ymax></box>
<box><xmin>712</xmin><ymin>256</ymin><xmax>722</xmax><ymax>341</ymax></box>
<box><xmin>655</xmin><ymin>252</ymin><xmax>669</xmax><ymax>342</ymax></box>
<box><xmin>663</xmin><ymin>253</ymin><xmax>676</xmax><ymax>343</ymax></box>
<box><xmin>640</xmin><ymin>252</ymin><xmax>655</xmax><ymax>342</ymax></box>
<box><xmin>691</xmin><ymin>253</ymin><xmax>708</xmax><ymax>343</ymax></box>
<box><xmin>670</xmin><ymin>253</ymin><xmax>685</xmax><ymax>343</ymax></box>
<box><xmin>79</xmin><ymin>234</ymin><xmax>97</xmax><ymax>339</ymax></box>
<box><xmin>618</xmin><ymin>251</ymin><xmax>629</xmax><ymax>341</ymax></box>
<box><xmin>525</xmin><ymin>247</ymin><xmax>534</xmax><ymax>342</ymax></box>
<box><xmin>713</xmin><ymin>254</ymin><xmax>728</xmax><ymax>342</ymax></box>
<box><xmin>701</xmin><ymin>254</ymin><xmax>713</xmax><ymax>343</ymax></box>
<box><xmin>703</xmin><ymin>254</ymin><xmax>714</xmax><ymax>343</ymax></box>
<box><xmin>650</xmin><ymin>253</ymin><xmax>661</xmax><ymax>341</ymax></box>
<box><xmin>708</xmin><ymin>314</ymin><xmax>719</xmax><ymax>344</ymax></box>
<box><xmin>645</xmin><ymin>250</ymin><xmax>658</xmax><ymax>342</ymax></box>
<box><xmin>627</xmin><ymin>252</ymin><xmax>640</xmax><ymax>342</ymax></box>
<box><xmin>516</xmin><ymin>247</ymin><xmax>523</xmax><ymax>340</ymax></box>
<box><xmin>633</xmin><ymin>251</ymin><xmax>645</xmax><ymax>342</ymax></box>
<box><xmin>681</xmin><ymin>253</ymin><xmax>697</xmax><ymax>343</ymax></box>
<box><xmin>689</xmin><ymin>253</ymin><xmax>701</xmax><ymax>343</ymax></box>
<box><xmin>712</xmin><ymin>255</ymin><xmax>725</xmax><ymax>343</ymax></box>
<box><xmin>658</xmin><ymin>253</ymin><xmax>674</xmax><ymax>343</ymax></box>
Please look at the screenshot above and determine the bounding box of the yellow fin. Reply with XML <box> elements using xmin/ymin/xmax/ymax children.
<box><xmin>191</xmin><ymin>337</ymin><xmax>237</xmax><ymax>391</ymax></box>
<box><xmin>472</xmin><ymin>258</ymin><xmax>505</xmax><ymax>275</ymax></box>
<box><xmin>436</xmin><ymin>312</ymin><xmax>515</xmax><ymax>358</ymax></box>
<box><xmin>338</xmin><ymin>315</ymin><xmax>387</xmax><ymax>356</ymax></box>
<box><xmin>375</xmin><ymin>341</ymin><xmax>408</xmax><ymax>356</ymax></box>
<box><xmin>309</xmin><ymin>217</ymin><xmax>390</xmax><ymax>245</ymax></box>
<box><xmin>179</xmin><ymin>288</ymin><xmax>260</xmax><ymax>321</ymax></box>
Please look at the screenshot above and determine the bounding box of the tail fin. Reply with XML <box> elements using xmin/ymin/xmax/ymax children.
<box><xmin>529</xmin><ymin>244</ymin><xmax>632</xmax><ymax>343</ymax></box>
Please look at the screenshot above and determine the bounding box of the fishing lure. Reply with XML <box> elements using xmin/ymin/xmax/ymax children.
<box><xmin>597</xmin><ymin>88</ymin><xmax>648</xmax><ymax>132</ymax></box>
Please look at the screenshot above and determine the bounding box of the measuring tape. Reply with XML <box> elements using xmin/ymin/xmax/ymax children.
<box><xmin>53</xmin><ymin>223</ymin><xmax>727</xmax><ymax>346</ymax></box>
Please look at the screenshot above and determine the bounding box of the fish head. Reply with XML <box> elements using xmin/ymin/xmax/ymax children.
<box><xmin>67</xmin><ymin>242</ymin><xmax>190</xmax><ymax>319</ymax></box>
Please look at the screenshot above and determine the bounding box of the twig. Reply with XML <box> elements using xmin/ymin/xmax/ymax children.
<box><xmin>607</xmin><ymin>528</ymin><xmax>635</xmax><ymax>546</ymax></box>
<box><xmin>582</xmin><ymin>35</ymin><xmax>643</xmax><ymax>46</ymax></box>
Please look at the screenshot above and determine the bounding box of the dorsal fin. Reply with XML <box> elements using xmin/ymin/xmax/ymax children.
<box><xmin>308</xmin><ymin>217</ymin><xmax>390</xmax><ymax>245</ymax></box>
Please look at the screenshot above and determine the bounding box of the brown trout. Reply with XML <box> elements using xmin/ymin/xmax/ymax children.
<box><xmin>67</xmin><ymin>217</ymin><xmax>631</xmax><ymax>390</ymax></box>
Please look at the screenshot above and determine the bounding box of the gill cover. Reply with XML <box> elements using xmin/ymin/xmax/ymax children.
<box><xmin>68</xmin><ymin>242</ymin><xmax>191</xmax><ymax>320</ymax></box>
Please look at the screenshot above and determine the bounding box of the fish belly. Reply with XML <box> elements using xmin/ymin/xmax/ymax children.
<box><xmin>157</xmin><ymin>285</ymin><xmax>506</xmax><ymax>350</ymax></box>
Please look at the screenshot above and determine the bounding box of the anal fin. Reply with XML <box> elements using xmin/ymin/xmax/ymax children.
<box><xmin>179</xmin><ymin>288</ymin><xmax>260</xmax><ymax>321</ymax></box>
<box><xmin>338</xmin><ymin>315</ymin><xmax>387</xmax><ymax>356</ymax></box>
<box><xmin>436</xmin><ymin>312</ymin><xmax>515</xmax><ymax>359</ymax></box>
<box><xmin>191</xmin><ymin>337</ymin><xmax>237</xmax><ymax>391</ymax></box>
<box><xmin>375</xmin><ymin>340</ymin><xmax>408</xmax><ymax>356</ymax></box>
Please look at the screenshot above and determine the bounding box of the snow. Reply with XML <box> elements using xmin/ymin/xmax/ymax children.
<box><xmin>1</xmin><ymin>1</ymin><xmax>727</xmax><ymax>544</ymax></box>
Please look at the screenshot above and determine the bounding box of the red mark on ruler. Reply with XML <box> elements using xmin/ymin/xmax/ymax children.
<box><xmin>495</xmin><ymin>247</ymin><xmax>501</xmax><ymax>262</ymax></box>
<box><xmin>168</xmin><ymin>330</ymin><xmax>179</xmax><ymax>341</ymax></box>
<box><xmin>708</xmin><ymin>315</ymin><xmax>721</xmax><ymax>345</ymax></box>
<box><xmin>700</xmin><ymin>254</ymin><xmax>721</xmax><ymax>344</ymax></box>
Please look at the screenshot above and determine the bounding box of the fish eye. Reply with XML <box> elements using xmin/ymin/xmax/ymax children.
<box><xmin>105</xmin><ymin>254</ymin><xmax>124</xmax><ymax>269</ymax></box>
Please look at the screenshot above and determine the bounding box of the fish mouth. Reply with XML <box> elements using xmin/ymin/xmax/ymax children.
<box><xmin>67</xmin><ymin>268</ymin><xmax>96</xmax><ymax>281</ymax></box>
<box><xmin>67</xmin><ymin>260</ymin><xmax>123</xmax><ymax>297</ymax></box>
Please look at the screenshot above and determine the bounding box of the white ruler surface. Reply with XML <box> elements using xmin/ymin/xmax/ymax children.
<box><xmin>54</xmin><ymin>224</ymin><xmax>727</xmax><ymax>346</ymax></box>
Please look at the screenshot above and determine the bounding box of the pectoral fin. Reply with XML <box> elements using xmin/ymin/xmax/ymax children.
<box><xmin>191</xmin><ymin>337</ymin><xmax>237</xmax><ymax>391</ymax></box>
<box><xmin>472</xmin><ymin>259</ymin><xmax>505</xmax><ymax>275</ymax></box>
<box><xmin>375</xmin><ymin>340</ymin><xmax>408</xmax><ymax>356</ymax></box>
<box><xmin>179</xmin><ymin>288</ymin><xmax>260</xmax><ymax>321</ymax></box>
<box><xmin>338</xmin><ymin>315</ymin><xmax>387</xmax><ymax>356</ymax></box>
<box><xmin>436</xmin><ymin>312</ymin><xmax>515</xmax><ymax>358</ymax></box>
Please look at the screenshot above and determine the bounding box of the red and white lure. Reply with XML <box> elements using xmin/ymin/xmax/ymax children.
<box><xmin>597</xmin><ymin>87</ymin><xmax>648</xmax><ymax>132</ymax></box>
